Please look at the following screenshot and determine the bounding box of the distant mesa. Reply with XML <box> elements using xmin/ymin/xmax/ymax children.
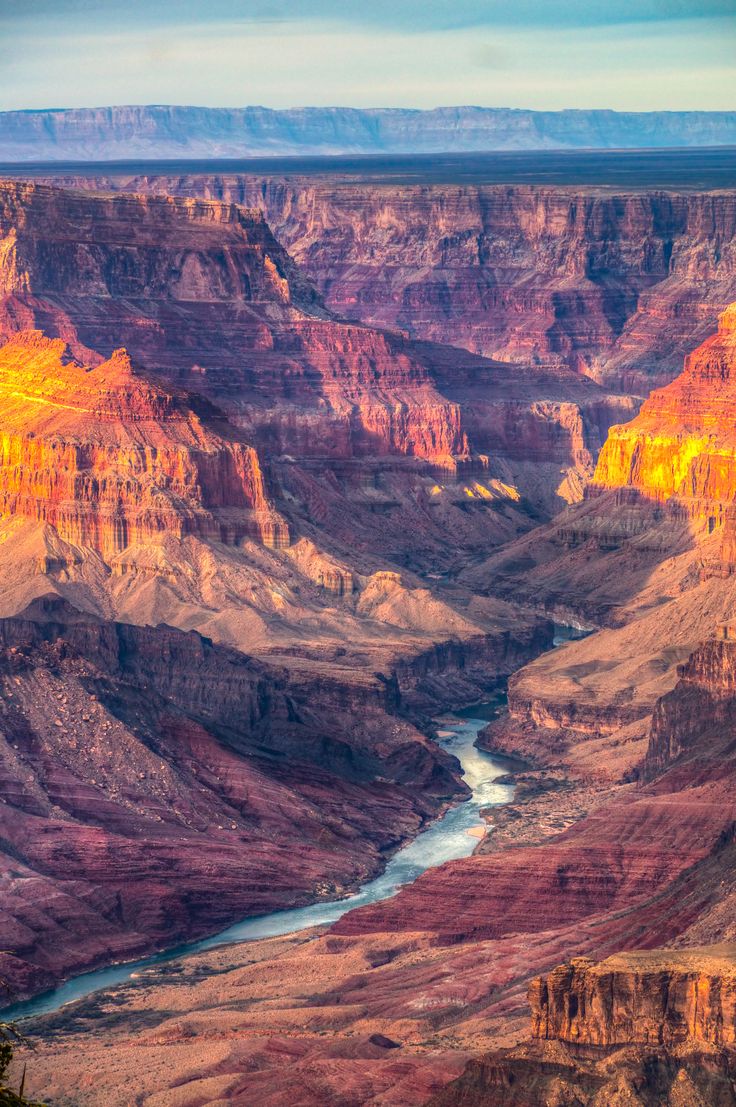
<box><xmin>1</xmin><ymin>104</ymin><xmax>736</xmax><ymax>161</ymax></box>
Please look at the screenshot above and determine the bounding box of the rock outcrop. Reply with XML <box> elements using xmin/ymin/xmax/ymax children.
<box><xmin>595</xmin><ymin>302</ymin><xmax>736</xmax><ymax>524</ymax></box>
<box><xmin>646</xmin><ymin>630</ymin><xmax>736</xmax><ymax>779</ymax></box>
<box><xmin>530</xmin><ymin>947</ymin><xmax>736</xmax><ymax>1048</ymax></box>
<box><xmin>430</xmin><ymin>947</ymin><xmax>736</xmax><ymax>1106</ymax></box>
<box><xmin>0</xmin><ymin>330</ymin><xmax>288</xmax><ymax>556</ymax></box>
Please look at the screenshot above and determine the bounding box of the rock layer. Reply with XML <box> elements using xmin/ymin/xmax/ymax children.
<box><xmin>530</xmin><ymin>947</ymin><xmax>736</xmax><ymax>1048</ymax></box>
<box><xmin>63</xmin><ymin>175</ymin><xmax>736</xmax><ymax>391</ymax></box>
<box><xmin>430</xmin><ymin>947</ymin><xmax>736</xmax><ymax>1106</ymax></box>
<box><xmin>595</xmin><ymin>302</ymin><xmax>736</xmax><ymax>522</ymax></box>
<box><xmin>0</xmin><ymin>331</ymin><xmax>287</xmax><ymax>556</ymax></box>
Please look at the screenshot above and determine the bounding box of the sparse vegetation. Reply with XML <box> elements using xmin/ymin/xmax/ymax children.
<box><xmin>0</xmin><ymin>1023</ymin><xmax>45</xmax><ymax>1107</ymax></box>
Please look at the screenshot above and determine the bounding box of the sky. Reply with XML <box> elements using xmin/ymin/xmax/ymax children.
<box><xmin>0</xmin><ymin>0</ymin><xmax>734</xmax><ymax>113</ymax></box>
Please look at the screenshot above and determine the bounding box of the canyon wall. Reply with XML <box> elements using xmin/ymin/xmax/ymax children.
<box><xmin>595</xmin><ymin>302</ymin><xmax>736</xmax><ymax>523</ymax></box>
<box><xmin>0</xmin><ymin>177</ymin><xmax>567</xmax><ymax>1008</ymax></box>
<box><xmin>431</xmin><ymin>948</ymin><xmax>736</xmax><ymax>1107</ymax></box>
<box><xmin>70</xmin><ymin>175</ymin><xmax>736</xmax><ymax>391</ymax></box>
<box><xmin>646</xmin><ymin>632</ymin><xmax>736</xmax><ymax>778</ymax></box>
<box><xmin>0</xmin><ymin>331</ymin><xmax>288</xmax><ymax>555</ymax></box>
<box><xmin>0</xmin><ymin>177</ymin><xmax>636</xmax><ymax>522</ymax></box>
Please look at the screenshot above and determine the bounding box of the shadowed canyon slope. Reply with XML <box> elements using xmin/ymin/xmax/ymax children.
<box><xmin>56</xmin><ymin>173</ymin><xmax>736</xmax><ymax>391</ymax></box>
<box><xmin>0</xmin><ymin>594</ymin><xmax>465</xmax><ymax>999</ymax></box>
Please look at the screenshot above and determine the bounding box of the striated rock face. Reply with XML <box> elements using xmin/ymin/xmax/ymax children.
<box><xmin>430</xmin><ymin>947</ymin><xmax>736</xmax><ymax>1106</ymax></box>
<box><xmin>329</xmin><ymin>621</ymin><xmax>736</xmax><ymax>950</ymax></box>
<box><xmin>0</xmin><ymin>331</ymin><xmax>288</xmax><ymax>556</ymax></box>
<box><xmin>0</xmin><ymin>178</ymin><xmax>468</xmax><ymax>468</ymax></box>
<box><xmin>429</xmin><ymin>1050</ymin><xmax>736</xmax><ymax>1107</ymax></box>
<box><xmin>530</xmin><ymin>947</ymin><xmax>736</xmax><ymax>1048</ymax></box>
<box><xmin>0</xmin><ymin>177</ymin><xmax>639</xmax><ymax>519</ymax></box>
<box><xmin>74</xmin><ymin>175</ymin><xmax>736</xmax><ymax>391</ymax></box>
<box><xmin>595</xmin><ymin>303</ymin><xmax>736</xmax><ymax>525</ymax></box>
<box><xmin>645</xmin><ymin>632</ymin><xmax>736</xmax><ymax>779</ymax></box>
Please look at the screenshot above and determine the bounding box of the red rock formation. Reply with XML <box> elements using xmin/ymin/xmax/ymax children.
<box><xmin>16</xmin><ymin>616</ymin><xmax>736</xmax><ymax>1102</ymax></box>
<box><xmin>646</xmin><ymin>631</ymin><xmax>736</xmax><ymax>779</ymax></box>
<box><xmin>0</xmin><ymin>331</ymin><xmax>288</xmax><ymax>555</ymax></box>
<box><xmin>0</xmin><ymin>178</ymin><xmax>637</xmax><ymax>515</ymax></box>
<box><xmin>0</xmin><ymin>179</ymin><xmax>468</xmax><ymax>467</ymax></box>
<box><xmin>530</xmin><ymin>947</ymin><xmax>736</xmax><ymax>1048</ymax></box>
<box><xmin>330</xmin><ymin>622</ymin><xmax>736</xmax><ymax>949</ymax></box>
<box><xmin>55</xmin><ymin>175</ymin><xmax>736</xmax><ymax>391</ymax></box>
<box><xmin>429</xmin><ymin>947</ymin><xmax>736</xmax><ymax>1106</ymax></box>
<box><xmin>595</xmin><ymin>303</ymin><xmax>736</xmax><ymax>526</ymax></box>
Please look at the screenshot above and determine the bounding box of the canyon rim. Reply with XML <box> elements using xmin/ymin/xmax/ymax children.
<box><xmin>1</xmin><ymin>1</ymin><xmax>736</xmax><ymax>1105</ymax></box>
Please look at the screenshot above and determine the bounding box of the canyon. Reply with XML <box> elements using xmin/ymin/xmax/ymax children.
<box><xmin>0</xmin><ymin>176</ymin><xmax>571</xmax><ymax>1001</ymax></box>
<box><xmin>0</xmin><ymin>164</ymin><xmax>736</xmax><ymax>1107</ymax></box>
<box><xmin>16</xmin><ymin>625</ymin><xmax>736</xmax><ymax>1105</ymax></box>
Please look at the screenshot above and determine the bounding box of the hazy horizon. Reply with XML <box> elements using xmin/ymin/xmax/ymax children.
<box><xmin>4</xmin><ymin>103</ymin><xmax>736</xmax><ymax>115</ymax></box>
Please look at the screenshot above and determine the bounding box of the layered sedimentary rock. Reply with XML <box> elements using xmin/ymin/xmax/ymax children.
<box><xmin>64</xmin><ymin>174</ymin><xmax>736</xmax><ymax>391</ymax></box>
<box><xmin>0</xmin><ymin>330</ymin><xmax>288</xmax><ymax>555</ymax></box>
<box><xmin>7</xmin><ymin>179</ymin><xmax>736</xmax><ymax>1105</ymax></box>
<box><xmin>451</xmin><ymin>309</ymin><xmax>736</xmax><ymax>771</ymax></box>
<box><xmin>595</xmin><ymin>302</ymin><xmax>736</xmax><ymax>524</ymax></box>
<box><xmin>646</xmin><ymin>631</ymin><xmax>736</xmax><ymax>778</ymax></box>
<box><xmin>431</xmin><ymin>948</ymin><xmax>736</xmax><ymax>1107</ymax></box>
<box><xmin>20</xmin><ymin>627</ymin><xmax>736</xmax><ymax>1106</ymax></box>
<box><xmin>0</xmin><ymin>177</ymin><xmax>639</xmax><ymax>526</ymax></box>
<box><xmin>431</xmin><ymin>1047</ymin><xmax>736</xmax><ymax>1107</ymax></box>
<box><xmin>0</xmin><ymin>178</ymin><xmax>572</xmax><ymax>1011</ymax></box>
<box><xmin>530</xmin><ymin>947</ymin><xmax>736</xmax><ymax>1048</ymax></box>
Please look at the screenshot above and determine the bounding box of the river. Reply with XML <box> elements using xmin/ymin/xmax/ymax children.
<box><xmin>3</xmin><ymin>692</ymin><xmax>514</xmax><ymax>1023</ymax></box>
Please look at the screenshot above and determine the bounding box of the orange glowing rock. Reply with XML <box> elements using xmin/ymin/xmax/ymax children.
<box><xmin>594</xmin><ymin>303</ymin><xmax>736</xmax><ymax>522</ymax></box>
<box><xmin>0</xmin><ymin>330</ymin><xmax>288</xmax><ymax>556</ymax></box>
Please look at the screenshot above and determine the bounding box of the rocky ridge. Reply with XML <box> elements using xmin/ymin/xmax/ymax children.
<box><xmin>431</xmin><ymin>948</ymin><xmax>736</xmax><ymax>1106</ymax></box>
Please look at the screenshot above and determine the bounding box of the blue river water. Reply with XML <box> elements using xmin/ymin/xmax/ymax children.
<box><xmin>4</xmin><ymin>696</ymin><xmax>513</xmax><ymax>1023</ymax></box>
